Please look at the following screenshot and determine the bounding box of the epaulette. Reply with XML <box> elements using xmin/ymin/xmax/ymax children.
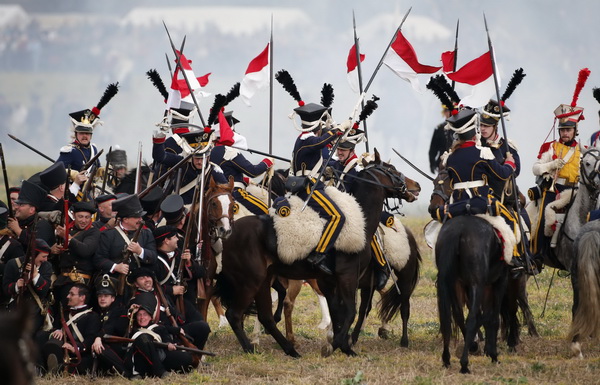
<box><xmin>507</xmin><ymin>138</ymin><xmax>519</xmax><ymax>152</ymax></box>
<box><xmin>223</xmin><ymin>147</ymin><xmax>239</xmax><ymax>161</ymax></box>
<box><xmin>299</xmin><ymin>132</ymin><xmax>316</xmax><ymax>140</ymax></box>
<box><xmin>440</xmin><ymin>151</ymin><xmax>450</xmax><ymax>166</ymax></box>
<box><xmin>479</xmin><ymin>146</ymin><xmax>495</xmax><ymax>160</ymax></box>
<box><xmin>212</xmin><ymin>163</ymin><xmax>225</xmax><ymax>174</ymax></box>
<box><xmin>60</xmin><ymin>144</ymin><xmax>74</xmax><ymax>153</ymax></box>
<box><xmin>537</xmin><ymin>141</ymin><xmax>554</xmax><ymax>159</ymax></box>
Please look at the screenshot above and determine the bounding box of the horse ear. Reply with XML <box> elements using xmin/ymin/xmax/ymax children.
<box><xmin>374</xmin><ymin>148</ymin><xmax>381</xmax><ymax>163</ymax></box>
<box><xmin>209</xmin><ymin>175</ymin><xmax>217</xmax><ymax>189</ymax></box>
<box><xmin>228</xmin><ymin>175</ymin><xmax>234</xmax><ymax>191</ymax></box>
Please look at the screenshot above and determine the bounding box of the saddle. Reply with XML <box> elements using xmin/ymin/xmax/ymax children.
<box><xmin>271</xmin><ymin>187</ymin><xmax>366</xmax><ymax>264</ymax></box>
<box><xmin>376</xmin><ymin>217</ymin><xmax>411</xmax><ymax>271</ymax></box>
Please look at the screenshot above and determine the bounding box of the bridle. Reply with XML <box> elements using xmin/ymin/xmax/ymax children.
<box><xmin>204</xmin><ymin>188</ymin><xmax>234</xmax><ymax>239</ymax></box>
<box><xmin>431</xmin><ymin>168</ymin><xmax>451</xmax><ymax>203</ymax></box>
<box><xmin>580</xmin><ymin>148</ymin><xmax>600</xmax><ymax>195</ymax></box>
<box><xmin>361</xmin><ymin>162</ymin><xmax>408</xmax><ymax>199</ymax></box>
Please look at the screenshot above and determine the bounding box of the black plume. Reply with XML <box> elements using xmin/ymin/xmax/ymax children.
<box><xmin>225</xmin><ymin>82</ymin><xmax>240</xmax><ymax>105</ymax></box>
<box><xmin>95</xmin><ymin>82</ymin><xmax>119</xmax><ymax>111</ymax></box>
<box><xmin>146</xmin><ymin>69</ymin><xmax>169</xmax><ymax>100</ymax></box>
<box><xmin>426</xmin><ymin>77</ymin><xmax>454</xmax><ymax>110</ymax></box>
<box><xmin>275</xmin><ymin>70</ymin><xmax>302</xmax><ymax>102</ymax></box>
<box><xmin>434</xmin><ymin>75</ymin><xmax>460</xmax><ymax>104</ymax></box>
<box><xmin>594</xmin><ymin>87</ymin><xmax>600</xmax><ymax>105</ymax></box>
<box><xmin>500</xmin><ymin>68</ymin><xmax>526</xmax><ymax>102</ymax></box>
<box><xmin>320</xmin><ymin>83</ymin><xmax>334</xmax><ymax>108</ymax></box>
<box><xmin>207</xmin><ymin>94</ymin><xmax>227</xmax><ymax>126</ymax></box>
<box><xmin>358</xmin><ymin>95</ymin><xmax>380</xmax><ymax>122</ymax></box>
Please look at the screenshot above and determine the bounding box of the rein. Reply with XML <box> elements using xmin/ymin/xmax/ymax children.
<box><xmin>204</xmin><ymin>188</ymin><xmax>234</xmax><ymax>237</ymax></box>
<box><xmin>431</xmin><ymin>169</ymin><xmax>451</xmax><ymax>203</ymax></box>
<box><xmin>358</xmin><ymin>163</ymin><xmax>408</xmax><ymax>197</ymax></box>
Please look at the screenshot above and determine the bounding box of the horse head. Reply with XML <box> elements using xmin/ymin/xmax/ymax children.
<box><xmin>360</xmin><ymin>148</ymin><xmax>421</xmax><ymax>202</ymax></box>
<box><xmin>205</xmin><ymin>175</ymin><xmax>235</xmax><ymax>240</ymax></box>
<box><xmin>429</xmin><ymin>163</ymin><xmax>451</xmax><ymax>216</ymax></box>
<box><xmin>580</xmin><ymin>147</ymin><xmax>600</xmax><ymax>194</ymax></box>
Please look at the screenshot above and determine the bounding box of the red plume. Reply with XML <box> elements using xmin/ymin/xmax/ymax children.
<box><xmin>571</xmin><ymin>68</ymin><xmax>591</xmax><ymax>107</ymax></box>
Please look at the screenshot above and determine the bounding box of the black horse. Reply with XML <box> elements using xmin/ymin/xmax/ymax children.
<box><xmin>0</xmin><ymin>306</ymin><xmax>36</xmax><ymax>385</ymax></box>
<box><xmin>436</xmin><ymin>215</ymin><xmax>508</xmax><ymax>374</ymax></box>
<box><xmin>215</xmin><ymin>150</ymin><xmax>420</xmax><ymax>357</ymax></box>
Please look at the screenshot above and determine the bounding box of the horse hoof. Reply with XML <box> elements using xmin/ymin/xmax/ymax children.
<box><xmin>287</xmin><ymin>349</ymin><xmax>301</xmax><ymax>358</ymax></box>
<box><xmin>317</xmin><ymin>321</ymin><xmax>330</xmax><ymax>330</ymax></box>
<box><xmin>218</xmin><ymin>315</ymin><xmax>229</xmax><ymax>328</ymax></box>
<box><xmin>326</xmin><ymin>329</ymin><xmax>334</xmax><ymax>344</ymax></box>
<box><xmin>321</xmin><ymin>344</ymin><xmax>334</xmax><ymax>358</ymax></box>
<box><xmin>378</xmin><ymin>327</ymin><xmax>390</xmax><ymax>340</ymax></box>
<box><xmin>468</xmin><ymin>342</ymin><xmax>480</xmax><ymax>354</ymax></box>
<box><xmin>571</xmin><ymin>342</ymin><xmax>584</xmax><ymax>359</ymax></box>
<box><xmin>460</xmin><ymin>367</ymin><xmax>471</xmax><ymax>374</ymax></box>
<box><xmin>400</xmin><ymin>337</ymin><xmax>409</xmax><ymax>348</ymax></box>
<box><xmin>343</xmin><ymin>348</ymin><xmax>357</xmax><ymax>357</ymax></box>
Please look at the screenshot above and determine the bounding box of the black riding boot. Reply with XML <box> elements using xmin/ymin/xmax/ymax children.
<box><xmin>375</xmin><ymin>264</ymin><xmax>390</xmax><ymax>291</ymax></box>
<box><xmin>307</xmin><ymin>252</ymin><xmax>333</xmax><ymax>275</ymax></box>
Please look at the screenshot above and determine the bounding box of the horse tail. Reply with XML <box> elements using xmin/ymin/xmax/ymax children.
<box><xmin>213</xmin><ymin>273</ymin><xmax>235</xmax><ymax>310</ymax></box>
<box><xmin>436</xmin><ymin>229</ymin><xmax>462</xmax><ymax>338</ymax></box>
<box><xmin>378</xmin><ymin>228</ymin><xmax>421</xmax><ymax>323</ymax></box>
<box><xmin>568</xmin><ymin>229</ymin><xmax>600</xmax><ymax>340</ymax></box>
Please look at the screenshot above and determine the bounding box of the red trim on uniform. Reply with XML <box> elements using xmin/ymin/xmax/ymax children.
<box><xmin>505</xmin><ymin>160</ymin><xmax>516</xmax><ymax>170</ymax></box>
<box><xmin>537</xmin><ymin>141</ymin><xmax>554</xmax><ymax>159</ymax></box>
<box><xmin>458</xmin><ymin>141</ymin><xmax>477</xmax><ymax>149</ymax></box>
<box><xmin>153</xmin><ymin>137</ymin><xmax>166</xmax><ymax>144</ymax></box>
<box><xmin>344</xmin><ymin>153</ymin><xmax>358</xmax><ymax>166</ymax></box>
<box><xmin>173</xmin><ymin>127</ymin><xmax>189</xmax><ymax>134</ymax></box>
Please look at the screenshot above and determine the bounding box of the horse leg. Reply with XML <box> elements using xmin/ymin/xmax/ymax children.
<box><xmin>283</xmin><ymin>280</ymin><xmax>303</xmax><ymax>346</ymax></box>
<box><xmin>307</xmin><ymin>279</ymin><xmax>331</xmax><ymax>329</ymax></box>
<box><xmin>272</xmin><ymin>277</ymin><xmax>287</xmax><ymax>324</ymax></box>
<box><xmin>211</xmin><ymin>297</ymin><xmax>229</xmax><ymax>328</ymax></box>
<box><xmin>318</xmin><ymin>278</ymin><xmax>341</xmax><ymax>357</ymax></box>
<box><xmin>461</xmin><ymin>286</ymin><xmax>483</xmax><ymax>374</ymax></box>
<box><xmin>502</xmin><ymin>275</ymin><xmax>521</xmax><ymax>352</ymax></box>
<box><xmin>225</xmin><ymin>295</ymin><xmax>259</xmax><ymax>354</ymax></box>
<box><xmin>351</xmin><ymin>286</ymin><xmax>375</xmax><ymax>346</ymax></box>
<box><xmin>255</xmin><ymin>278</ymin><xmax>300</xmax><ymax>358</ymax></box>
<box><xmin>333</xmin><ymin>277</ymin><xmax>359</xmax><ymax>356</ymax></box>
<box><xmin>437</xmin><ymin>276</ymin><xmax>454</xmax><ymax>368</ymax></box>
<box><xmin>483</xmin><ymin>275</ymin><xmax>507</xmax><ymax>365</ymax></box>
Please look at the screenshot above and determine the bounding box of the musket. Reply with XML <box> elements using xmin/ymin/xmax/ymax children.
<box><xmin>76</xmin><ymin>149</ymin><xmax>104</xmax><ymax>202</ymax></box>
<box><xmin>60</xmin><ymin>303</ymin><xmax>82</xmax><ymax>368</ymax></box>
<box><xmin>177</xmin><ymin>176</ymin><xmax>201</xmax><ymax>314</ymax></box>
<box><xmin>451</xmin><ymin>19</ymin><xmax>459</xmax><ymax>90</ymax></box>
<box><xmin>0</xmin><ymin>143</ymin><xmax>13</xmax><ymax>217</ymax></box>
<box><xmin>102</xmin><ymin>146</ymin><xmax>112</xmax><ymax>194</ymax></box>
<box><xmin>63</xmin><ymin>166</ymin><xmax>71</xmax><ymax>249</ymax></box>
<box><xmin>268</xmin><ymin>15</ymin><xmax>274</xmax><ymax>207</ymax></box>
<box><xmin>363</xmin><ymin>6</ymin><xmax>412</xmax><ymax>93</ymax></box>
<box><xmin>7</xmin><ymin>134</ymin><xmax>55</xmax><ymax>163</ymax></box>
<box><xmin>102</xmin><ymin>335</ymin><xmax>216</xmax><ymax>357</ymax></box>
<box><xmin>392</xmin><ymin>148</ymin><xmax>434</xmax><ymax>182</ymax></box>
<box><xmin>195</xmin><ymin>155</ymin><xmax>209</xmax><ymax>301</ymax></box>
<box><xmin>17</xmin><ymin>219</ymin><xmax>37</xmax><ymax>306</ymax></box>
<box><xmin>352</xmin><ymin>10</ymin><xmax>369</xmax><ymax>151</ymax></box>
<box><xmin>484</xmin><ymin>14</ymin><xmax>538</xmax><ymax>278</ymax></box>
<box><xmin>134</xmin><ymin>142</ymin><xmax>143</xmax><ymax>194</ymax></box>
<box><xmin>116</xmin><ymin>222</ymin><xmax>143</xmax><ymax>296</ymax></box>
<box><xmin>163</xmin><ymin>22</ymin><xmax>208</xmax><ymax>128</ymax></box>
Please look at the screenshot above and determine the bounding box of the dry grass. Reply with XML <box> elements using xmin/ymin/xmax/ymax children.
<box><xmin>36</xmin><ymin>216</ymin><xmax>600</xmax><ymax>385</ymax></box>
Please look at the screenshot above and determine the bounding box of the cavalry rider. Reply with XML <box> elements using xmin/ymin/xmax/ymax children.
<box><xmin>210</xmin><ymin>111</ymin><xmax>273</xmax><ymax>215</ymax></box>
<box><xmin>328</xmin><ymin>128</ymin><xmax>363</xmax><ymax>193</ymax></box>
<box><xmin>590</xmin><ymin>87</ymin><xmax>600</xmax><ymax>147</ymax></box>
<box><xmin>57</xmin><ymin>83</ymin><xmax>118</xmax><ymax>176</ymax></box>
<box><xmin>428</xmin><ymin>104</ymin><xmax>454</xmax><ymax>174</ymax></box>
<box><xmin>531</xmin><ymin>102</ymin><xmax>584</xmax><ymax>257</ymax></box>
<box><xmin>290</xmin><ymin>102</ymin><xmax>345</xmax><ymax>275</ymax></box>
<box><xmin>152</xmin><ymin>129</ymin><xmax>228</xmax><ymax>205</ymax></box>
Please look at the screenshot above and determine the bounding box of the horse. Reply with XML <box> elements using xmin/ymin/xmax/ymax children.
<box><xmin>0</xmin><ymin>306</ymin><xmax>36</xmax><ymax>385</ymax></box>
<box><xmin>554</xmin><ymin>148</ymin><xmax>600</xmax><ymax>358</ymax></box>
<box><xmin>215</xmin><ymin>149</ymin><xmax>420</xmax><ymax>357</ymax></box>
<box><xmin>436</xmin><ymin>215</ymin><xmax>508</xmax><ymax>373</ymax></box>
<box><xmin>429</xmin><ymin>164</ymin><xmax>539</xmax><ymax>346</ymax></box>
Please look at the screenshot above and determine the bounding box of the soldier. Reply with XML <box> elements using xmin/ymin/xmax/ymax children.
<box><xmin>152</xmin><ymin>130</ymin><xmax>227</xmax><ymax>205</ymax></box>
<box><xmin>428</xmin><ymin>105</ymin><xmax>454</xmax><ymax>174</ymax></box>
<box><xmin>129</xmin><ymin>267</ymin><xmax>210</xmax><ymax>347</ymax></box>
<box><xmin>0</xmin><ymin>202</ymin><xmax>25</xmax><ymax>303</ymax></box>
<box><xmin>92</xmin><ymin>193</ymin><xmax>117</xmax><ymax>230</ymax></box>
<box><xmin>8</xmin><ymin>180</ymin><xmax>56</xmax><ymax>249</ymax></box>
<box><xmin>105</xmin><ymin>146</ymin><xmax>128</xmax><ymax>192</ymax></box>
<box><xmin>41</xmin><ymin>283</ymin><xmax>101</xmax><ymax>375</ymax></box>
<box><xmin>91</xmin><ymin>275</ymin><xmax>128</xmax><ymax>376</ymax></box>
<box><xmin>210</xmin><ymin>111</ymin><xmax>273</xmax><ymax>215</ymax></box>
<box><xmin>289</xmin><ymin>102</ymin><xmax>346</xmax><ymax>275</ymax></box>
<box><xmin>124</xmin><ymin>304</ymin><xmax>194</xmax><ymax>379</ymax></box>
<box><xmin>51</xmin><ymin>201</ymin><xmax>100</xmax><ymax>309</ymax></box>
<box><xmin>2</xmin><ymin>239</ymin><xmax>53</xmax><ymax>333</ymax></box>
<box><xmin>8</xmin><ymin>186</ymin><xmax>20</xmax><ymax>212</ymax></box>
<box><xmin>327</xmin><ymin>128</ymin><xmax>364</xmax><ymax>193</ymax></box>
<box><xmin>590</xmin><ymin>87</ymin><xmax>600</xmax><ymax>148</ymax></box>
<box><xmin>57</xmin><ymin>83</ymin><xmax>118</xmax><ymax>172</ymax></box>
<box><xmin>93</xmin><ymin>194</ymin><xmax>157</xmax><ymax>301</ymax></box>
<box><xmin>140</xmin><ymin>186</ymin><xmax>164</xmax><ymax>232</ymax></box>
<box><xmin>38</xmin><ymin>161</ymin><xmax>73</xmax><ymax>212</ymax></box>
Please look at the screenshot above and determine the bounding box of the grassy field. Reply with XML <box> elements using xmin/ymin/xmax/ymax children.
<box><xmin>35</xmin><ymin>216</ymin><xmax>600</xmax><ymax>384</ymax></box>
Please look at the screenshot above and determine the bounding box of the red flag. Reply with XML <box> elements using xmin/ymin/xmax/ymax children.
<box><xmin>167</xmin><ymin>51</ymin><xmax>210</xmax><ymax>109</ymax></box>
<box><xmin>346</xmin><ymin>44</ymin><xmax>365</xmax><ymax>93</ymax></box>
<box><xmin>240</xmin><ymin>43</ymin><xmax>270</xmax><ymax>106</ymax></box>
<box><xmin>383</xmin><ymin>31</ymin><xmax>441</xmax><ymax>91</ymax></box>
<box><xmin>441</xmin><ymin>50</ymin><xmax>456</xmax><ymax>73</ymax></box>
<box><xmin>443</xmin><ymin>51</ymin><xmax>495</xmax><ymax>107</ymax></box>
<box><xmin>216</xmin><ymin>110</ymin><xmax>234</xmax><ymax>146</ymax></box>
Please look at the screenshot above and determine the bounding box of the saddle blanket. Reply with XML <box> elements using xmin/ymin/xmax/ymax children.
<box><xmin>377</xmin><ymin>217</ymin><xmax>411</xmax><ymax>271</ymax></box>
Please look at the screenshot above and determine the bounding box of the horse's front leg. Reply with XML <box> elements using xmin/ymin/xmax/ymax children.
<box><xmin>333</xmin><ymin>276</ymin><xmax>359</xmax><ymax>356</ymax></box>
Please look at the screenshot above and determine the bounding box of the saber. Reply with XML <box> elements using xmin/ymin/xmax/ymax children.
<box><xmin>352</xmin><ymin>10</ymin><xmax>369</xmax><ymax>151</ymax></box>
<box><xmin>8</xmin><ymin>134</ymin><xmax>55</xmax><ymax>163</ymax></box>
<box><xmin>0</xmin><ymin>143</ymin><xmax>13</xmax><ymax>217</ymax></box>
<box><xmin>163</xmin><ymin>22</ymin><xmax>208</xmax><ymax>128</ymax></box>
<box><xmin>451</xmin><ymin>19</ymin><xmax>459</xmax><ymax>90</ymax></box>
<box><xmin>363</xmin><ymin>6</ymin><xmax>412</xmax><ymax>93</ymax></box>
<box><xmin>484</xmin><ymin>13</ymin><xmax>538</xmax><ymax>278</ymax></box>
<box><xmin>170</xmin><ymin>122</ymin><xmax>290</xmax><ymax>162</ymax></box>
<box><xmin>392</xmin><ymin>148</ymin><xmax>434</xmax><ymax>182</ymax></box>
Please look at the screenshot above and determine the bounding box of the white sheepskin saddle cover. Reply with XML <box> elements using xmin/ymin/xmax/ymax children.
<box><xmin>377</xmin><ymin>218</ymin><xmax>411</xmax><ymax>271</ymax></box>
<box><xmin>271</xmin><ymin>186</ymin><xmax>366</xmax><ymax>264</ymax></box>
<box><xmin>476</xmin><ymin>214</ymin><xmax>518</xmax><ymax>265</ymax></box>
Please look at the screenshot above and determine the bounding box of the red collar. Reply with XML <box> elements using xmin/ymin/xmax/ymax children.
<box><xmin>344</xmin><ymin>153</ymin><xmax>358</xmax><ymax>166</ymax></box>
<box><xmin>458</xmin><ymin>141</ymin><xmax>477</xmax><ymax>149</ymax></box>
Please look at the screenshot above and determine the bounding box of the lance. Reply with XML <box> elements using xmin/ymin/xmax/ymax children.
<box><xmin>101</xmin><ymin>146</ymin><xmax>112</xmax><ymax>194</ymax></box>
<box><xmin>138</xmin><ymin>149</ymin><xmax>198</xmax><ymax>199</ymax></box>
<box><xmin>363</xmin><ymin>6</ymin><xmax>412</xmax><ymax>93</ymax></box>
<box><xmin>163</xmin><ymin>22</ymin><xmax>208</xmax><ymax>128</ymax></box>
<box><xmin>0</xmin><ymin>143</ymin><xmax>13</xmax><ymax>217</ymax></box>
<box><xmin>165</xmin><ymin>53</ymin><xmax>173</xmax><ymax>78</ymax></box>
<box><xmin>451</xmin><ymin>19</ymin><xmax>459</xmax><ymax>90</ymax></box>
<box><xmin>170</xmin><ymin>122</ymin><xmax>290</xmax><ymax>162</ymax></box>
<box><xmin>352</xmin><ymin>10</ymin><xmax>369</xmax><ymax>152</ymax></box>
<box><xmin>134</xmin><ymin>141</ymin><xmax>143</xmax><ymax>194</ymax></box>
<box><xmin>392</xmin><ymin>148</ymin><xmax>434</xmax><ymax>182</ymax></box>
<box><xmin>268</xmin><ymin>15</ymin><xmax>274</xmax><ymax>207</ymax></box>
<box><xmin>7</xmin><ymin>134</ymin><xmax>54</xmax><ymax>163</ymax></box>
<box><xmin>484</xmin><ymin>14</ymin><xmax>538</xmax><ymax>277</ymax></box>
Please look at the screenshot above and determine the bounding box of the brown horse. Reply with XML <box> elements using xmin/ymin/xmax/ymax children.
<box><xmin>194</xmin><ymin>176</ymin><xmax>235</xmax><ymax>321</ymax></box>
<box><xmin>0</xmin><ymin>305</ymin><xmax>36</xmax><ymax>385</ymax></box>
<box><xmin>215</xmin><ymin>149</ymin><xmax>420</xmax><ymax>357</ymax></box>
<box><xmin>428</xmin><ymin>164</ymin><xmax>539</xmax><ymax>349</ymax></box>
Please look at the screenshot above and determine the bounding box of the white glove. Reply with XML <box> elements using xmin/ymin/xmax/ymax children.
<box><xmin>153</xmin><ymin>129</ymin><xmax>166</xmax><ymax>140</ymax></box>
<box><xmin>337</xmin><ymin>119</ymin><xmax>353</xmax><ymax>131</ymax></box>
<box><xmin>550</xmin><ymin>158</ymin><xmax>566</xmax><ymax>170</ymax></box>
